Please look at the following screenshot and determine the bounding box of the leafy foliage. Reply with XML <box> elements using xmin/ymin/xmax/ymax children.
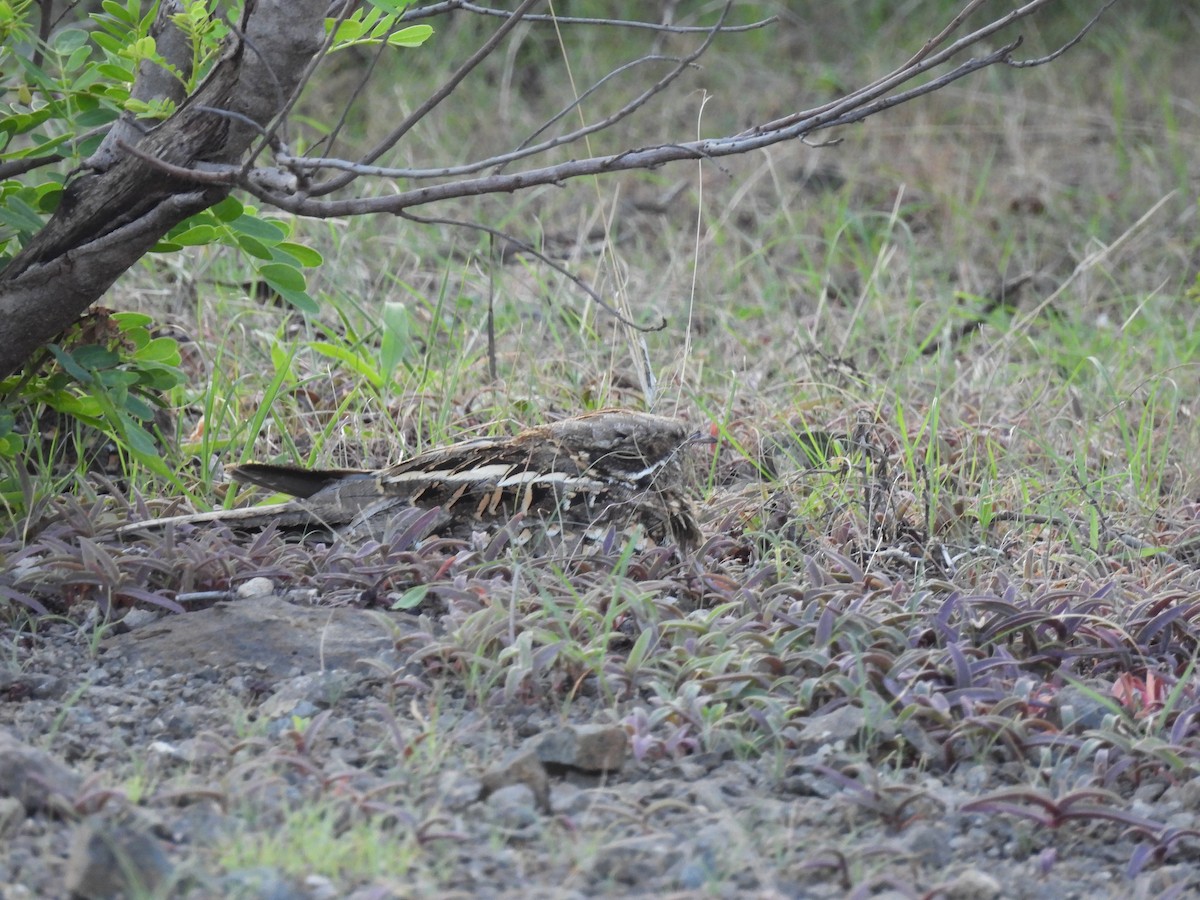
<box><xmin>0</xmin><ymin>0</ymin><xmax>433</xmax><ymax>511</ymax></box>
<box><xmin>0</xmin><ymin>308</ymin><xmax>184</xmax><ymax>501</ymax></box>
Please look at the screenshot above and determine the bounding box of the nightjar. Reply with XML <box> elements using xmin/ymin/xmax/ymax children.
<box><xmin>116</xmin><ymin>410</ymin><xmax>705</xmax><ymax>551</ymax></box>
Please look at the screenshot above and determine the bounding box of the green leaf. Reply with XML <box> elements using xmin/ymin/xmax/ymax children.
<box><xmin>97</xmin><ymin>368</ymin><xmax>139</xmax><ymax>389</ymax></box>
<box><xmin>390</xmin><ymin>585</ymin><xmax>429</xmax><ymax>610</ymax></box>
<box><xmin>232</xmin><ymin>233</ymin><xmax>272</xmax><ymax>259</ymax></box>
<box><xmin>380</xmin><ymin>300</ymin><xmax>410</xmax><ymax>380</ymax></box>
<box><xmin>48</xmin><ymin>345</ymin><xmax>93</xmax><ymax>382</ymax></box>
<box><xmin>76</xmin><ymin>107</ymin><xmax>120</xmax><ymax>129</ymax></box>
<box><xmin>124</xmin><ymin>97</ymin><xmax>175</xmax><ymax>119</ymax></box>
<box><xmin>269</xmin><ymin>285</ymin><xmax>319</xmax><ymax>315</ymax></box>
<box><xmin>96</xmin><ymin>61</ymin><xmax>135</xmax><ymax>82</ymax></box>
<box><xmin>111</xmin><ymin>311</ymin><xmax>153</xmax><ymax>329</ymax></box>
<box><xmin>232</xmin><ymin>215</ymin><xmax>287</xmax><ymax>242</ymax></box>
<box><xmin>122</xmin><ymin>394</ymin><xmax>157</xmax><ymax>420</ymax></box>
<box><xmin>120</xmin><ymin>35</ymin><xmax>158</xmax><ymax>63</ymax></box>
<box><xmin>90</xmin><ymin>32</ymin><xmax>125</xmax><ymax>55</ymax></box>
<box><xmin>309</xmin><ymin>341</ymin><xmax>380</xmax><ymax>386</ymax></box>
<box><xmin>135</xmin><ymin>363</ymin><xmax>184</xmax><ymax>392</ymax></box>
<box><xmin>331</xmin><ymin>18</ymin><xmax>365</xmax><ymax>43</ymax></box>
<box><xmin>0</xmin><ymin>433</ymin><xmax>23</xmax><ymax>457</ymax></box>
<box><xmin>388</xmin><ymin>24</ymin><xmax>433</xmax><ymax>47</ymax></box>
<box><xmin>71</xmin><ymin>344</ymin><xmax>121</xmax><ymax>369</ymax></box>
<box><xmin>170</xmin><ymin>223</ymin><xmax>217</xmax><ymax>245</ymax></box>
<box><xmin>66</xmin><ymin>45</ymin><xmax>95</xmax><ymax>74</ymax></box>
<box><xmin>136</xmin><ymin>337</ymin><xmax>182</xmax><ymax>365</ymax></box>
<box><xmin>53</xmin><ymin>28</ymin><xmax>91</xmax><ymax>52</ymax></box>
<box><xmin>259</xmin><ymin>262</ymin><xmax>306</xmax><ymax>293</ymax></box>
<box><xmin>117</xmin><ymin>413</ymin><xmax>161</xmax><ymax>458</ymax></box>
<box><xmin>368</xmin><ymin>0</ymin><xmax>411</xmax><ymax>15</ymax></box>
<box><xmin>36</xmin><ymin>188</ymin><xmax>61</xmax><ymax>214</ymax></box>
<box><xmin>0</xmin><ymin>196</ymin><xmax>43</xmax><ymax>234</ymax></box>
<box><xmin>47</xmin><ymin>392</ymin><xmax>103</xmax><ymax>421</ymax></box>
<box><xmin>276</xmin><ymin>241</ymin><xmax>323</xmax><ymax>267</ymax></box>
<box><xmin>0</xmin><ymin>107</ymin><xmax>54</xmax><ymax>138</ymax></box>
<box><xmin>210</xmin><ymin>195</ymin><xmax>244</xmax><ymax>221</ymax></box>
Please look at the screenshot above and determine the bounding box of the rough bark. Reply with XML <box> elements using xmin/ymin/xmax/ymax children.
<box><xmin>0</xmin><ymin>0</ymin><xmax>327</xmax><ymax>378</ymax></box>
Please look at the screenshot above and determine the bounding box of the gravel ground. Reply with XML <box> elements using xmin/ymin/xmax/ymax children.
<box><xmin>3</xmin><ymin>595</ymin><xmax>1198</xmax><ymax>899</ymax></box>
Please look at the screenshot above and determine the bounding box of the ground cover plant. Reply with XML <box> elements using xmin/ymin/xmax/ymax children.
<box><xmin>3</xmin><ymin>1</ymin><xmax>1200</xmax><ymax>897</ymax></box>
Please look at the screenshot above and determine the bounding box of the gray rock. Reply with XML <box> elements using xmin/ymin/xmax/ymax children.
<box><xmin>0</xmin><ymin>728</ymin><xmax>81</xmax><ymax>815</ymax></box>
<box><xmin>479</xmin><ymin>748</ymin><xmax>551</xmax><ymax>813</ymax></box>
<box><xmin>936</xmin><ymin>868</ymin><xmax>1002</xmax><ymax>900</ymax></box>
<box><xmin>486</xmin><ymin>783</ymin><xmax>542</xmax><ymax>830</ymax></box>
<box><xmin>0</xmin><ymin>796</ymin><xmax>25</xmax><ymax>837</ymax></box>
<box><xmin>528</xmin><ymin>723</ymin><xmax>627</xmax><ymax>774</ymax></box>
<box><xmin>101</xmin><ymin>594</ymin><xmax>401</xmax><ymax>676</ymax></box>
<box><xmin>258</xmin><ymin>671</ymin><xmax>353</xmax><ymax>719</ymax></box>
<box><xmin>64</xmin><ymin>817</ymin><xmax>173</xmax><ymax>900</ymax></box>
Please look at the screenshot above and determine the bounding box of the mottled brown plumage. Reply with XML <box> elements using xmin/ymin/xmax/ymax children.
<box><xmin>117</xmin><ymin>410</ymin><xmax>704</xmax><ymax>551</ymax></box>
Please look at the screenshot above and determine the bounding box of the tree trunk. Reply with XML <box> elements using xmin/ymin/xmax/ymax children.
<box><xmin>0</xmin><ymin>0</ymin><xmax>327</xmax><ymax>377</ymax></box>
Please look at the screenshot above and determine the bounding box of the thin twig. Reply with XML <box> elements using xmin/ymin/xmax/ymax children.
<box><xmin>1006</xmin><ymin>0</ymin><xmax>1122</xmax><ymax>67</ymax></box>
<box><xmin>402</xmin><ymin>1</ymin><xmax>776</xmax><ymax>33</ymax></box>
<box><xmin>307</xmin><ymin>0</ymin><xmax>542</xmax><ymax>197</ymax></box>
<box><xmin>397</xmin><ymin>211</ymin><xmax>667</xmax><ymax>333</ymax></box>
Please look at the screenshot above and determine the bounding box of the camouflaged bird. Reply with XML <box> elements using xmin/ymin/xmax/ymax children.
<box><xmin>116</xmin><ymin>410</ymin><xmax>705</xmax><ymax>551</ymax></box>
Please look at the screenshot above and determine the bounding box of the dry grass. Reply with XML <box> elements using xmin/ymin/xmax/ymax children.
<box><xmin>5</xmin><ymin>4</ymin><xmax>1200</xmax><ymax>895</ymax></box>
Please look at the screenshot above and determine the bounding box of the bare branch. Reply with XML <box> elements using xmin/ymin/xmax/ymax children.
<box><xmin>742</xmin><ymin>0</ymin><xmax>1058</xmax><ymax>138</ymax></box>
<box><xmin>402</xmin><ymin>1</ymin><xmax>777</xmax><ymax>34</ymax></box>
<box><xmin>0</xmin><ymin>154</ymin><xmax>66</xmax><ymax>180</ymax></box>
<box><xmin>284</xmin><ymin>0</ymin><xmax>728</xmax><ymax>185</ymax></box>
<box><xmin>496</xmin><ymin>1</ymin><xmax>732</xmax><ymax>174</ymax></box>
<box><xmin>240</xmin><ymin>38</ymin><xmax>1035</xmax><ymax>218</ymax></box>
<box><xmin>897</xmin><ymin>0</ymin><xmax>990</xmax><ymax>70</ymax></box>
<box><xmin>67</xmin><ymin>0</ymin><xmax>1113</xmax><ymax>227</ymax></box>
<box><xmin>1005</xmin><ymin>0</ymin><xmax>1121</xmax><ymax>67</ymax></box>
<box><xmin>307</xmin><ymin>0</ymin><xmax>542</xmax><ymax>196</ymax></box>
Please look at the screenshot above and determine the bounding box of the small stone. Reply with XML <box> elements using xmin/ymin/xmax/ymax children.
<box><xmin>1175</xmin><ymin>776</ymin><xmax>1200</xmax><ymax>812</ymax></box>
<box><xmin>479</xmin><ymin>749</ymin><xmax>550</xmax><ymax>813</ymax></box>
<box><xmin>0</xmin><ymin>728</ymin><xmax>81</xmax><ymax>815</ymax></box>
<box><xmin>903</xmin><ymin>822</ymin><xmax>955</xmax><ymax>868</ymax></box>
<box><xmin>219</xmin><ymin>867</ymin><xmax>306</xmax><ymax>900</ymax></box>
<box><xmin>260</xmin><ymin>672</ymin><xmax>351</xmax><ymax>722</ymax></box>
<box><xmin>120</xmin><ymin>608</ymin><xmax>162</xmax><ymax>630</ymax></box>
<box><xmin>936</xmin><ymin>869</ymin><xmax>1002</xmax><ymax>900</ymax></box>
<box><xmin>0</xmin><ymin>671</ymin><xmax>64</xmax><ymax>700</ymax></box>
<box><xmin>486</xmin><ymin>783</ymin><xmax>541</xmax><ymax>830</ymax></box>
<box><xmin>1054</xmin><ymin>685</ymin><xmax>1112</xmax><ymax>731</ymax></box>
<box><xmin>64</xmin><ymin>818</ymin><xmax>173</xmax><ymax>900</ymax></box>
<box><xmin>303</xmin><ymin>874</ymin><xmax>338</xmax><ymax>900</ymax></box>
<box><xmin>237</xmin><ymin>577</ymin><xmax>275</xmax><ymax>598</ymax></box>
<box><xmin>676</xmin><ymin>761</ymin><xmax>708</xmax><ymax>782</ymax></box>
<box><xmin>103</xmin><ymin>595</ymin><xmax>395</xmax><ymax>676</ymax></box>
<box><xmin>0</xmin><ymin>796</ymin><xmax>25</xmax><ymax>837</ymax></box>
<box><xmin>529</xmin><ymin>723</ymin><xmax>627</xmax><ymax>774</ymax></box>
<box><xmin>591</xmin><ymin>836</ymin><xmax>681</xmax><ymax>886</ymax></box>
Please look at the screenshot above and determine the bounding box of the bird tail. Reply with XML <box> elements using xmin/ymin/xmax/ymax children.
<box><xmin>229</xmin><ymin>462</ymin><xmax>372</xmax><ymax>499</ymax></box>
